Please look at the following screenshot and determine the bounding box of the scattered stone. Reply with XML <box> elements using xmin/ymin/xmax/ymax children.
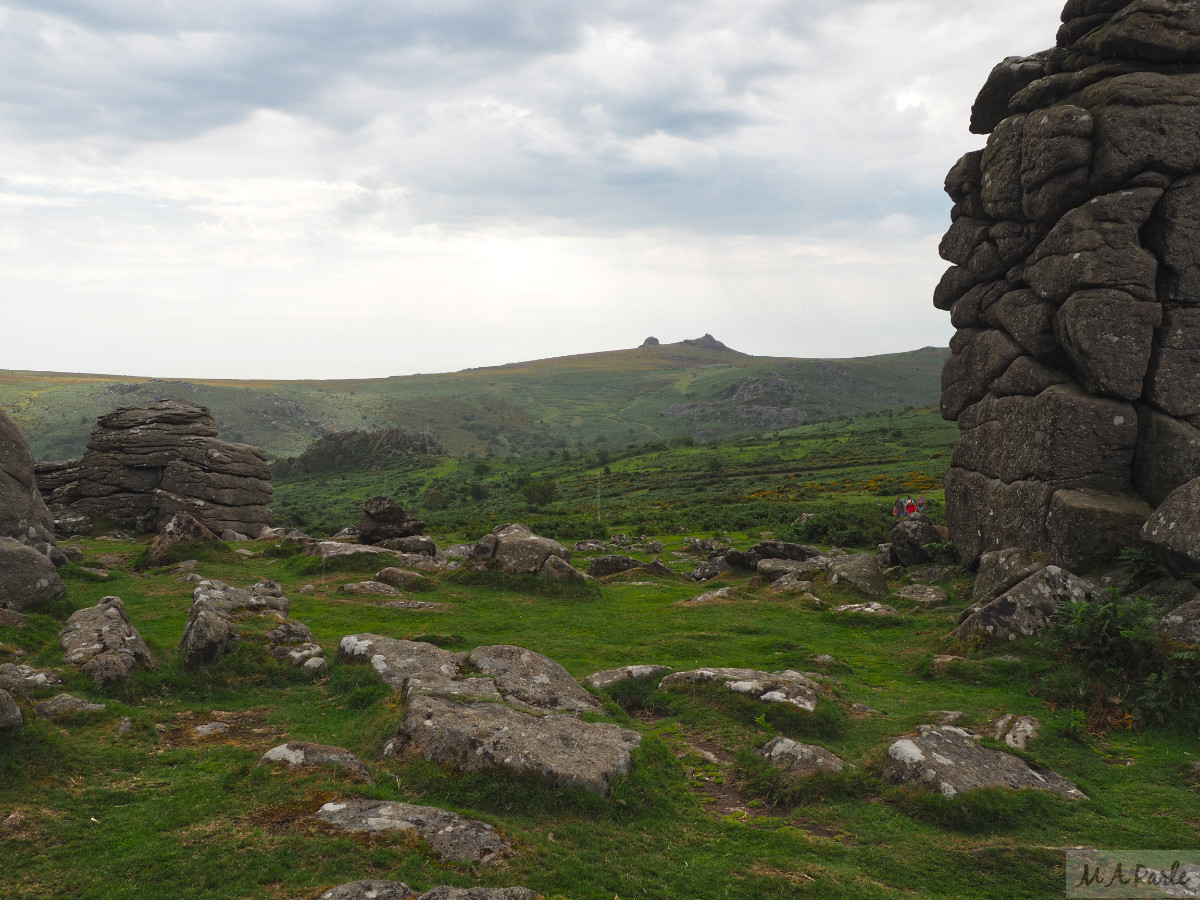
<box><xmin>748</xmin><ymin>540</ymin><xmax>821</xmax><ymax>561</ymax></box>
<box><xmin>315</xmin><ymin>798</ymin><xmax>507</xmax><ymax>863</ymax></box>
<box><xmin>813</xmin><ymin>654</ymin><xmax>836</xmax><ymax>666</ymax></box>
<box><xmin>882</xmin><ymin>725</ymin><xmax>1084</xmax><ymax>800</ymax></box>
<box><xmin>300</xmin><ymin>584</ymin><xmax>316</xmax><ymax>595</ymax></box>
<box><xmin>183</xmin><ymin>579</ymin><xmax>326</xmax><ymax>672</ymax></box>
<box><xmin>0</xmin><ymin>664</ymin><xmax>62</xmax><ymax>696</ymax></box>
<box><xmin>587</xmin><ymin>555</ymin><xmax>644</xmax><ymax>578</ymax></box>
<box><xmin>0</xmin><ymin>536</ymin><xmax>66</xmax><ymax>611</ymax></box>
<box><xmin>340</xmin><ymin>634</ymin><xmax>640</xmax><ymax>795</ymax></box>
<box><xmin>660</xmin><ymin>668</ymin><xmax>821</xmax><ymax>711</ymax></box>
<box><xmin>375</xmin><ymin>568</ymin><xmax>432</xmax><ymax>592</ymax></box>
<box><xmin>538</xmin><ymin>554</ymin><xmax>591</xmax><ymax>581</ymax></box>
<box><xmin>34</xmin><ymin>693</ymin><xmax>106</xmax><ymax>720</ymax></box>
<box><xmin>0</xmin><ymin>609</ymin><xmax>28</xmax><ymax>628</ymax></box>
<box><xmin>235</xmin><ymin>549</ymin><xmax>255</xmax><ymax>559</ymax></box>
<box><xmin>683</xmin><ymin>587</ymin><xmax>737</xmax><ymax>605</ymax></box>
<box><xmin>78</xmin><ymin>567</ymin><xmax>109</xmax><ymax>579</ymax></box>
<box><xmin>468</xmin><ymin>645</ymin><xmax>603</xmax><ymax>714</ymax></box>
<box><xmin>194</xmin><ymin>722</ymin><xmax>230</xmax><ymax>737</ymax></box>
<box><xmin>835</xmin><ymin>602</ymin><xmax>899</xmax><ymax>617</ymax></box>
<box><xmin>827</xmin><ymin>554</ymin><xmax>888</xmax><ymax>600</ymax></box>
<box><xmin>259</xmin><ymin>741</ymin><xmax>373</xmax><ymax>782</ymax></box>
<box><xmin>381</xmin><ymin>600</ymin><xmax>448</xmax><ymax>611</ymax></box>
<box><xmin>442</xmin><ymin>543</ymin><xmax>475</xmax><ymax>558</ymax></box>
<box><xmin>766</xmin><ymin>574</ymin><xmax>815</xmax><ymax>595</ymax></box>
<box><xmin>686</xmin><ymin>537</ymin><xmax>726</xmax><ymax>555</ymax></box>
<box><xmin>897</xmin><ymin>585</ymin><xmax>950</xmax><ymax>606</ymax></box>
<box><xmin>906</xmin><ymin>565</ymin><xmax>960</xmax><ymax>584</ymax></box>
<box><xmin>341</xmin><ymin>581</ymin><xmax>401</xmax><ymax>596</ymax></box>
<box><xmin>757</xmin><ymin>557</ymin><xmax>826</xmax><ymax>582</ymax></box>
<box><xmin>691</xmin><ymin>557</ymin><xmax>731</xmax><ymax>582</ymax></box>
<box><xmin>758</xmin><ymin>736</ymin><xmax>844</xmax><ymax>776</ymax></box>
<box><xmin>148</xmin><ymin>513</ymin><xmax>219</xmax><ymax>564</ymax></box>
<box><xmin>221</xmin><ymin>530</ymin><xmax>249</xmax><ymax>542</ymax></box>
<box><xmin>932</xmin><ymin>656</ymin><xmax>968</xmax><ymax>672</ymax></box>
<box><xmin>890</xmin><ymin>514</ymin><xmax>942</xmax><ymax>567</ymax></box>
<box><xmin>58</xmin><ymin>596</ymin><xmax>155</xmax><ymax>686</ymax></box>
<box><xmin>317</xmin><ymin>881</ymin><xmax>418</xmax><ymax>900</ymax></box>
<box><xmin>329</xmin><ymin>526</ymin><xmax>359</xmax><ymax>542</ymax></box>
<box><xmin>378</xmin><ymin>536</ymin><xmax>438</xmax><ymax>557</ymax></box>
<box><xmin>469</xmin><ymin>523</ymin><xmax>570</xmax><ymax>576</ymax></box>
<box><xmin>1156</xmin><ymin>598</ymin><xmax>1200</xmax><ymax>647</ymax></box>
<box><xmin>0</xmin><ymin>689</ymin><xmax>22</xmax><ymax>730</ymax></box>
<box><xmin>878</xmin><ymin>543</ymin><xmax>899</xmax><ymax>569</ymax></box>
<box><xmin>358</xmin><ymin>497</ymin><xmax>426</xmax><ymax>545</ymax></box>
<box><xmin>955</xmin><ymin>565</ymin><xmax>1102</xmax><ymax>642</ymax></box>
<box><xmin>934</xmin><ymin>711</ymin><xmax>965</xmax><ymax>726</ymax></box>
<box><xmin>573</xmin><ymin>539</ymin><xmax>609</xmax><ymax>553</ymax></box>
<box><xmin>116</xmin><ymin>717</ymin><xmax>133</xmax><ymax>735</ymax></box>
<box><xmin>584</xmin><ymin>665</ymin><xmax>673</xmax><ymax>691</ymax></box>
<box><xmin>993</xmin><ymin>714</ymin><xmax>1041</xmax><ymax>750</ymax></box>
<box><xmin>973</xmin><ymin>548</ymin><xmax>1048</xmax><ymax>603</ymax></box>
<box><xmin>306</xmin><ymin>541</ymin><xmax>391</xmax><ymax>564</ymax></box>
<box><xmin>418</xmin><ymin>889</ymin><xmax>537</xmax><ymax>900</ymax></box>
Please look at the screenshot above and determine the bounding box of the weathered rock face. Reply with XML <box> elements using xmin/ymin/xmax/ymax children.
<box><xmin>937</xmin><ymin>4</ymin><xmax>1200</xmax><ymax>571</ymax></box>
<box><xmin>469</xmin><ymin>524</ymin><xmax>577</xmax><ymax>578</ymax></box>
<box><xmin>315</xmin><ymin>798</ymin><xmax>507</xmax><ymax>863</ymax></box>
<box><xmin>586</xmin><ymin>555</ymin><xmax>644</xmax><ymax>578</ymax></box>
<box><xmin>0</xmin><ymin>409</ymin><xmax>57</xmax><ymax>551</ymax></box>
<box><xmin>68</xmin><ymin>400</ymin><xmax>272</xmax><ymax>536</ymax></box>
<box><xmin>955</xmin><ymin>564</ymin><xmax>1103</xmax><ymax>642</ymax></box>
<box><xmin>339</xmin><ymin>634</ymin><xmax>641</xmax><ymax>795</ymax></box>
<box><xmin>890</xmin><ymin>515</ymin><xmax>942</xmax><ymax>567</ymax></box>
<box><xmin>758</xmin><ymin>737</ymin><xmax>844</xmax><ymax>776</ymax></box>
<box><xmin>659</xmin><ymin>668</ymin><xmax>823</xmax><ymax>711</ymax></box>
<box><xmin>0</xmin><ymin>537</ymin><xmax>65</xmax><ymax>611</ymax></box>
<box><xmin>0</xmin><ymin>689</ymin><xmax>22</xmax><ymax>731</ymax></box>
<box><xmin>148</xmin><ymin>513</ymin><xmax>219</xmax><ymax>564</ymax></box>
<box><xmin>882</xmin><ymin>725</ymin><xmax>1085</xmax><ymax>800</ymax></box>
<box><xmin>59</xmin><ymin>596</ymin><xmax>155</xmax><ymax>687</ymax></box>
<box><xmin>358</xmin><ymin>497</ymin><xmax>425</xmax><ymax>545</ymax></box>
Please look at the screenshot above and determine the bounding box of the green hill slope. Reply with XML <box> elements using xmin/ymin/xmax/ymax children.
<box><xmin>0</xmin><ymin>339</ymin><xmax>948</xmax><ymax>461</ymax></box>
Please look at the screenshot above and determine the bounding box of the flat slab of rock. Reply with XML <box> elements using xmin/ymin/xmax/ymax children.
<box><xmin>659</xmin><ymin>668</ymin><xmax>821</xmax><ymax>711</ymax></box>
<box><xmin>827</xmin><ymin>554</ymin><xmax>888</xmax><ymax>600</ymax></box>
<box><xmin>955</xmin><ymin>565</ymin><xmax>1102</xmax><ymax>642</ymax></box>
<box><xmin>766</xmin><ymin>573</ymin><xmax>814</xmax><ymax>595</ymax></box>
<box><xmin>691</xmin><ymin>557</ymin><xmax>731</xmax><ymax>582</ymax></box>
<box><xmin>315</xmin><ymin>798</ymin><xmax>506</xmax><ymax>863</ymax></box>
<box><xmin>260</xmin><ymin>741</ymin><xmax>373</xmax><ymax>782</ymax></box>
<box><xmin>381</xmin><ymin>600</ymin><xmax>449</xmax><ymax>612</ymax></box>
<box><xmin>307</xmin><ymin>542</ymin><xmax>391</xmax><ymax>563</ymax></box>
<box><xmin>419</xmin><ymin>890</ymin><xmax>537</xmax><ymax>900</ymax></box>
<box><xmin>34</xmin><ymin>693</ymin><xmax>106</xmax><ymax>720</ymax></box>
<box><xmin>0</xmin><ymin>609</ymin><xmax>27</xmax><ymax>628</ymax></box>
<box><xmin>587</xmin><ymin>555</ymin><xmax>644</xmax><ymax>578</ymax></box>
<box><xmin>59</xmin><ymin>596</ymin><xmax>155</xmax><ymax>686</ymax></box>
<box><xmin>339</xmin><ymin>635</ymin><xmax>472</xmax><ymax>697</ymax></box>
<box><xmin>974</xmin><ymin>548</ymin><xmax>1047</xmax><ymax>603</ymax></box>
<box><xmin>584</xmin><ymin>664</ymin><xmax>672</xmax><ymax>691</ymax></box>
<box><xmin>341</xmin><ymin>581</ymin><xmax>400</xmax><ymax>596</ymax></box>
<box><xmin>393</xmin><ymin>694</ymin><xmax>640</xmax><ymax>796</ymax></box>
<box><xmin>681</xmin><ymin>587</ymin><xmax>737</xmax><ymax>605</ymax></box>
<box><xmin>0</xmin><ymin>664</ymin><xmax>62</xmax><ymax>696</ymax></box>
<box><xmin>375</xmin><ymin>568</ymin><xmax>433</xmax><ymax>591</ymax></box>
<box><xmin>148</xmin><ymin>512</ymin><xmax>218</xmax><ymax>564</ymax></box>
<box><xmin>835</xmin><ymin>602</ymin><xmax>899</xmax><ymax>617</ymax></box>
<box><xmin>757</xmin><ymin>557</ymin><xmax>828</xmax><ymax>582</ymax></box>
<box><xmin>468</xmin><ymin>645</ymin><xmax>602</xmax><ymax>713</ymax></box>
<box><xmin>759</xmin><ymin>736</ymin><xmax>844</xmax><ymax>776</ymax></box>
<box><xmin>0</xmin><ymin>689</ymin><xmax>22</xmax><ymax>730</ymax></box>
<box><xmin>882</xmin><ymin>725</ymin><xmax>1085</xmax><ymax>800</ymax></box>
<box><xmin>749</xmin><ymin>540</ymin><xmax>821</xmax><ymax>561</ymax></box>
<box><xmin>318</xmin><ymin>882</ymin><xmax>418</xmax><ymax>900</ymax></box>
<box><xmin>897</xmin><ymin>585</ymin><xmax>950</xmax><ymax>606</ymax></box>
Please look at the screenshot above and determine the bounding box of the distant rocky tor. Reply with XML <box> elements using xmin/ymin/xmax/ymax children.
<box><xmin>35</xmin><ymin>399</ymin><xmax>273</xmax><ymax>538</ymax></box>
<box><xmin>937</xmin><ymin>0</ymin><xmax>1200</xmax><ymax>573</ymax></box>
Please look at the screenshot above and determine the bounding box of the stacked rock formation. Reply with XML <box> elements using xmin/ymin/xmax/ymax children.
<box><xmin>937</xmin><ymin>0</ymin><xmax>1200</xmax><ymax>571</ymax></box>
<box><xmin>60</xmin><ymin>400</ymin><xmax>272</xmax><ymax>536</ymax></box>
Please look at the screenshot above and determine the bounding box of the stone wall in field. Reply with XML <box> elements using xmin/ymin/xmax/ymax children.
<box><xmin>937</xmin><ymin>0</ymin><xmax>1200</xmax><ymax>570</ymax></box>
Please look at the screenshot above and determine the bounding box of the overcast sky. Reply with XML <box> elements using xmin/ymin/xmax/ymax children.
<box><xmin>0</xmin><ymin>0</ymin><xmax>1064</xmax><ymax>379</ymax></box>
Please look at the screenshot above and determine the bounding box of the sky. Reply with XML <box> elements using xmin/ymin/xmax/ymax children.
<box><xmin>0</xmin><ymin>0</ymin><xmax>1065</xmax><ymax>379</ymax></box>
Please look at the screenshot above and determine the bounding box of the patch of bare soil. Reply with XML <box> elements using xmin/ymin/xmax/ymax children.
<box><xmin>155</xmin><ymin>708</ymin><xmax>286</xmax><ymax>751</ymax></box>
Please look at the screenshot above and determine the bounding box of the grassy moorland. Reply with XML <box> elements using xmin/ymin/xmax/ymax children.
<box><xmin>272</xmin><ymin>407</ymin><xmax>957</xmax><ymax>544</ymax></box>
<box><xmin>0</xmin><ymin>343</ymin><xmax>946</xmax><ymax>460</ymax></box>
<box><xmin>2</xmin><ymin>527</ymin><xmax>1199</xmax><ymax>900</ymax></box>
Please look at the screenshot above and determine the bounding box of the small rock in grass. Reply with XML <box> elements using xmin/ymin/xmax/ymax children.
<box><xmin>993</xmin><ymin>714</ymin><xmax>1040</xmax><ymax>750</ymax></box>
<box><xmin>660</xmin><ymin>668</ymin><xmax>821</xmax><ymax>711</ymax></box>
<box><xmin>34</xmin><ymin>693</ymin><xmax>106</xmax><ymax>720</ymax></box>
<box><xmin>0</xmin><ymin>664</ymin><xmax>63</xmax><ymax>696</ymax></box>
<box><xmin>897</xmin><ymin>585</ymin><xmax>949</xmax><ymax>606</ymax></box>
<box><xmin>0</xmin><ymin>609</ymin><xmax>28</xmax><ymax>628</ymax></box>
<box><xmin>759</xmin><ymin>736</ymin><xmax>844</xmax><ymax>776</ymax></box>
<box><xmin>834</xmin><ymin>602</ymin><xmax>899</xmax><ymax>617</ymax></box>
<box><xmin>584</xmin><ymin>664</ymin><xmax>672</xmax><ymax>691</ymax></box>
<box><xmin>684</xmin><ymin>587</ymin><xmax>736</xmax><ymax>605</ymax></box>
<box><xmin>300</xmin><ymin>584</ymin><xmax>316</xmax><ymax>594</ymax></box>
<box><xmin>419</xmin><ymin>888</ymin><xmax>538</xmax><ymax>899</ymax></box>
<box><xmin>381</xmin><ymin>600</ymin><xmax>448</xmax><ymax>611</ymax></box>
<box><xmin>259</xmin><ymin>741</ymin><xmax>373</xmax><ymax>782</ymax></box>
<box><xmin>932</xmin><ymin>655</ymin><xmax>968</xmax><ymax>672</ymax></box>
<box><xmin>315</xmin><ymin>797</ymin><xmax>508</xmax><ymax>863</ymax></box>
<box><xmin>341</xmin><ymin>581</ymin><xmax>400</xmax><ymax>596</ymax></box>
<box><xmin>812</xmin><ymin>654</ymin><xmax>836</xmax><ymax>666</ymax></box>
<box><xmin>318</xmin><ymin>882</ymin><xmax>418</xmax><ymax>900</ymax></box>
<box><xmin>194</xmin><ymin>722</ymin><xmax>230</xmax><ymax>737</ymax></box>
<box><xmin>0</xmin><ymin>689</ymin><xmax>22</xmax><ymax>731</ymax></box>
<box><xmin>766</xmin><ymin>573</ymin><xmax>814</xmax><ymax>595</ymax></box>
<box><xmin>235</xmin><ymin>549</ymin><xmax>255</xmax><ymax>558</ymax></box>
<box><xmin>375</xmin><ymin>567</ymin><xmax>432</xmax><ymax>592</ymax></box>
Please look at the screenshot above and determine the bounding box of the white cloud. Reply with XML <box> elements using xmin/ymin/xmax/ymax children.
<box><xmin>0</xmin><ymin>0</ymin><xmax>1066</xmax><ymax>378</ymax></box>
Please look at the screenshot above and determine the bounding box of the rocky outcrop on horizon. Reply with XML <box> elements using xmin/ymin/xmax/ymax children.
<box><xmin>936</xmin><ymin>0</ymin><xmax>1200</xmax><ymax>570</ymax></box>
<box><xmin>59</xmin><ymin>400</ymin><xmax>273</xmax><ymax>537</ymax></box>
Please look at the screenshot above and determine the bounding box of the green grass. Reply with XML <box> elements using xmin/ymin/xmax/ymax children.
<box><xmin>3</xmin><ymin>520</ymin><xmax>1199</xmax><ymax>899</ymax></box>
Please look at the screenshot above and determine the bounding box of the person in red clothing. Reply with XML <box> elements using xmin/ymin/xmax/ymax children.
<box><xmin>905</xmin><ymin>497</ymin><xmax>917</xmax><ymax>515</ymax></box>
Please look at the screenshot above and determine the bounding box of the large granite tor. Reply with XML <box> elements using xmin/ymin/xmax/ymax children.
<box><xmin>936</xmin><ymin>0</ymin><xmax>1200</xmax><ymax>570</ymax></box>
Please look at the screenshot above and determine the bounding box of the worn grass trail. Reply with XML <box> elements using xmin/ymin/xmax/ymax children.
<box><xmin>2</xmin><ymin>534</ymin><xmax>1198</xmax><ymax>899</ymax></box>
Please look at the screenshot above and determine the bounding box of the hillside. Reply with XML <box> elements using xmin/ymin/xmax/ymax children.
<box><xmin>0</xmin><ymin>339</ymin><xmax>948</xmax><ymax>461</ymax></box>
